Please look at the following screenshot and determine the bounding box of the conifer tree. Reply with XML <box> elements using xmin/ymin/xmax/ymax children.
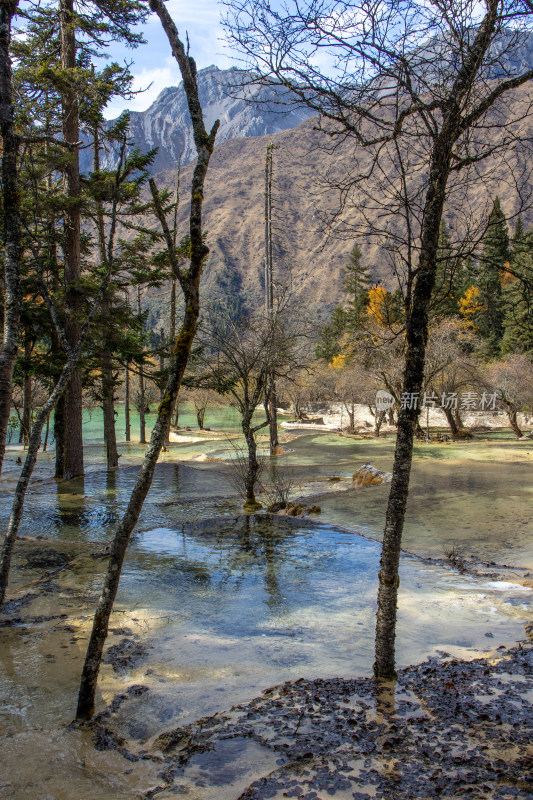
<box><xmin>502</xmin><ymin>227</ymin><xmax>533</xmax><ymax>354</ymax></box>
<box><xmin>341</xmin><ymin>244</ymin><xmax>370</xmax><ymax>328</ymax></box>
<box><xmin>477</xmin><ymin>198</ymin><xmax>509</xmax><ymax>355</ymax></box>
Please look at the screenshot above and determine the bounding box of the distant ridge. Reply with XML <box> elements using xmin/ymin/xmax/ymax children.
<box><xmin>81</xmin><ymin>66</ymin><xmax>315</xmax><ymax>174</ymax></box>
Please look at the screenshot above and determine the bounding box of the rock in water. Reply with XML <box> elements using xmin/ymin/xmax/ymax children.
<box><xmin>352</xmin><ymin>463</ymin><xmax>392</xmax><ymax>487</ymax></box>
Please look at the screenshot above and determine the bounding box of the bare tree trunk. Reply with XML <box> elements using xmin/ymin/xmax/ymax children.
<box><xmin>42</xmin><ymin>412</ymin><xmax>50</xmax><ymax>452</ymax></box>
<box><xmin>76</xmin><ymin>2</ymin><xmax>219</xmax><ymax>718</ymax></box>
<box><xmin>345</xmin><ymin>402</ymin><xmax>355</xmax><ymax>433</ymax></box>
<box><xmin>160</xmin><ymin>328</ymin><xmax>170</xmax><ymax>450</ymax></box>
<box><xmin>60</xmin><ymin>0</ymin><xmax>84</xmax><ymax>481</ymax></box>
<box><xmin>374</xmin><ymin>410</ymin><xmax>386</xmax><ymax>437</ymax></box>
<box><xmin>137</xmin><ymin>287</ymin><xmax>146</xmax><ymax>444</ymax></box>
<box><xmin>124</xmin><ymin>362</ymin><xmax>131</xmax><ymax>442</ymax></box>
<box><xmin>0</xmin><ymin>0</ymin><xmax>22</xmax><ymax>476</ymax></box>
<box><xmin>442</xmin><ymin>406</ymin><xmax>459</xmax><ymax>434</ymax></box>
<box><xmin>173</xmin><ymin>393</ymin><xmax>180</xmax><ymax>427</ymax></box>
<box><xmin>102</xmin><ymin>349</ymin><xmax>119</xmax><ymax>470</ymax></box>
<box><xmin>54</xmin><ymin>393</ymin><xmax>66</xmax><ymax>479</ymax></box>
<box><xmin>370</xmin><ymin>21</ymin><xmax>504</xmax><ymax>665</ymax></box>
<box><xmin>159</xmin><ymin>328</ymin><xmax>165</xmax><ymax>398</ymax></box>
<box><xmin>21</xmin><ymin>329</ymin><xmax>32</xmax><ymax>447</ymax></box>
<box><xmin>138</xmin><ymin>367</ymin><xmax>145</xmax><ymax>442</ymax></box>
<box><xmin>93</xmin><ymin>124</ymin><xmax>119</xmax><ymax>472</ymax></box>
<box><xmin>268</xmin><ymin>382</ymin><xmax>279</xmax><ymax>452</ymax></box>
<box><xmin>374</xmin><ymin>139</ymin><xmax>457</xmax><ymax>679</ymax></box>
<box><xmin>507</xmin><ymin>405</ymin><xmax>523</xmax><ymax>438</ymax></box>
<box><xmin>196</xmin><ymin>407</ymin><xmax>205</xmax><ymax>429</ymax></box>
<box><xmin>242</xmin><ymin>416</ymin><xmax>260</xmax><ymax>504</ymax></box>
<box><xmin>453</xmin><ymin>408</ymin><xmax>463</xmax><ymax>430</ymax></box>
<box><xmin>0</xmin><ymin>264</ymin><xmax>112</xmax><ymax>608</ymax></box>
<box><xmin>1</xmin><ymin>339</ymin><xmax>91</xmax><ymax>606</ymax></box>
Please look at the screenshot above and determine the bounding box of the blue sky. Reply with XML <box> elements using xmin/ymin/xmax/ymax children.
<box><xmin>104</xmin><ymin>0</ymin><xmax>234</xmax><ymax>118</ymax></box>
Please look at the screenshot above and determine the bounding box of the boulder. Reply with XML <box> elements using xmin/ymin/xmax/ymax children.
<box><xmin>269</xmin><ymin>501</ymin><xmax>322</xmax><ymax>518</ymax></box>
<box><xmin>352</xmin><ymin>464</ymin><xmax>392</xmax><ymax>488</ymax></box>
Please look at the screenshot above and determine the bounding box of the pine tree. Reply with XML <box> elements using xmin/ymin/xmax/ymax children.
<box><xmin>315</xmin><ymin>306</ymin><xmax>348</xmax><ymax>362</ymax></box>
<box><xmin>477</xmin><ymin>197</ymin><xmax>509</xmax><ymax>356</ymax></box>
<box><xmin>502</xmin><ymin>227</ymin><xmax>533</xmax><ymax>354</ymax></box>
<box><xmin>341</xmin><ymin>244</ymin><xmax>370</xmax><ymax>328</ymax></box>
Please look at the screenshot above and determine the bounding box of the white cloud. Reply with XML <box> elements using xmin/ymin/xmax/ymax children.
<box><xmin>104</xmin><ymin>60</ymin><xmax>182</xmax><ymax>118</ymax></box>
<box><xmin>104</xmin><ymin>0</ymin><xmax>235</xmax><ymax>118</ymax></box>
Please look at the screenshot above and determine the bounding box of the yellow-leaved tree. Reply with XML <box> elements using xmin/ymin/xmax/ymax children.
<box><xmin>458</xmin><ymin>286</ymin><xmax>485</xmax><ymax>331</ymax></box>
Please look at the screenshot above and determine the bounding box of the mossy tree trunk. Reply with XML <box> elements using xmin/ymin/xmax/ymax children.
<box><xmin>75</xmin><ymin>0</ymin><xmax>219</xmax><ymax>719</ymax></box>
<box><xmin>0</xmin><ymin>0</ymin><xmax>22</xmax><ymax>476</ymax></box>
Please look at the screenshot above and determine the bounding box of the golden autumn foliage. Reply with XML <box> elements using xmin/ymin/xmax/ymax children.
<box><xmin>329</xmin><ymin>352</ymin><xmax>347</xmax><ymax>369</ymax></box>
<box><xmin>458</xmin><ymin>286</ymin><xmax>485</xmax><ymax>330</ymax></box>
<box><xmin>499</xmin><ymin>262</ymin><xmax>516</xmax><ymax>288</ymax></box>
<box><xmin>366</xmin><ymin>285</ymin><xmax>389</xmax><ymax>325</ymax></box>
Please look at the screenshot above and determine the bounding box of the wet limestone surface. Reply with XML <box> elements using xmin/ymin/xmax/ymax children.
<box><xmin>1</xmin><ymin>428</ymin><xmax>533</xmax><ymax>797</ymax></box>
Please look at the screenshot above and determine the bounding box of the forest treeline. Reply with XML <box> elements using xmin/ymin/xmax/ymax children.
<box><xmin>1</xmin><ymin>0</ymin><xmax>194</xmax><ymax>479</ymax></box>
<box><xmin>306</xmin><ymin>201</ymin><xmax>533</xmax><ymax>439</ymax></box>
<box><xmin>2</xmin><ymin>0</ymin><xmax>533</xmax><ymax>710</ymax></box>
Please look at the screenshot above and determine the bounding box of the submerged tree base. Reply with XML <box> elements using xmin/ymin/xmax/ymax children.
<box><xmin>243</xmin><ymin>498</ymin><xmax>263</xmax><ymax>512</ymax></box>
<box><xmin>87</xmin><ymin>636</ymin><xmax>533</xmax><ymax>799</ymax></box>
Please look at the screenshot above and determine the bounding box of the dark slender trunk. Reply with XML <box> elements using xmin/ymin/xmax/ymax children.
<box><xmin>443</xmin><ymin>406</ymin><xmax>459</xmax><ymax>434</ymax></box>
<box><xmin>0</xmin><ymin>1</ymin><xmax>22</xmax><ymax>476</ymax></box>
<box><xmin>43</xmin><ymin>413</ymin><xmax>50</xmax><ymax>452</ymax></box>
<box><xmin>52</xmin><ymin>297</ymin><xmax>66</xmax><ymax>477</ymax></box>
<box><xmin>137</xmin><ymin>288</ymin><xmax>146</xmax><ymax>444</ymax></box>
<box><xmin>0</xmin><ymin>269</ymin><xmax>112</xmax><ymax>607</ymax></box>
<box><xmin>268</xmin><ymin>382</ymin><xmax>279</xmax><ymax>453</ymax></box>
<box><xmin>60</xmin><ymin>0</ymin><xmax>83</xmax><ymax>481</ymax></box>
<box><xmin>21</xmin><ymin>330</ymin><xmax>32</xmax><ymax>447</ymax></box>
<box><xmin>373</xmin><ymin>9</ymin><xmax>503</xmax><ymax>679</ymax></box>
<box><xmin>345</xmin><ymin>403</ymin><xmax>355</xmax><ymax>433</ymax></box>
<box><xmin>139</xmin><ymin>365</ymin><xmax>145</xmax><ymax>443</ymax></box>
<box><xmin>54</xmin><ymin>394</ymin><xmax>66</xmax><ymax>480</ymax></box>
<box><xmin>454</xmin><ymin>408</ymin><xmax>463</xmax><ymax>429</ymax></box>
<box><xmin>76</xmin><ymin>2</ymin><xmax>219</xmax><ymax>718</ymax></box>
<box><xmin>124</xmin><ymin>363</ymin><xmax>131</xmax><ymax>442</ymax></box>
<box><xmin>160</xmin><ymin>329</ymin><xmax>169</xmax><ymax>449</ymax></box>
<box><xmin>507</xmin><ymin>405</ymin><xmax>523</xmax><ymax>438</ymax></box>
<box><xmin>388</xmin><ymin>408</ymin><xmax>396</xmax><ymax>426</ymax></box>
<box><xmin>159</xmin><ymin>328</ymin><xmax>165</xmax><ymax>399</ymax></box>
<box><xmin>374</xmin><ymin>149</ymin><xmax>453</xmax><ymax>679</ymax></box>
<box><xmin>93</xmin><ymin>125</ymin><xmax>119</xmax><ymax>472</ymax></box>
<box><xmin>196</xmin><ymin>407</ymin><xmax>205</xmax><ymax>430</ymax></box>
<box><xmin>102</xmin><ymin>351</ymin><xmax>119</xmax><ymax>470</ymax></box>
<box><xmin>242</xmin><ymin>416</ymin><xmax>259</xmax><ymax>502</ymax></box>
<box><xmin>374</xmin><ymin>409</ymin><xmax>386</xmax><ymax>437</ymax></box>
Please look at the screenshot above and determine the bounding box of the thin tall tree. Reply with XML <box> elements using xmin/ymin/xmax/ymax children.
<box><xmin>76</xmin><ymin>0</ymin><xmax>219</xmax><ymax>719</ymax></box>
<box><xmin>224</xmin><ymin>0</ymin><xmax>533</xmax><ymax>677</ymax></box>
<box><xmin>0</xmin><ymin>0</ymin><xmax>22</xmax><ymax>476</ymax></box>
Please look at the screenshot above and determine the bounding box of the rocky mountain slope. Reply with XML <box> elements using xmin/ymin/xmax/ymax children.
<box><xmin>141</xmin><ymin>78</ymin><xmax>533</xmax><ymax>327</ymax></box>
<box><xmin>81</xmin><ymin>66</ymin><xmax>314</xmax><ymax>175</ymax></box>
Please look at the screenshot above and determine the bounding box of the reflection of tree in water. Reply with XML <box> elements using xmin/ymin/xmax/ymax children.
<box><xmin>172</xmin><ymin>464</ymin><xmax>181</xmax><ymax>493</ymax></box>
<box><xmin>53</xmin><ymin>475</ymin><xmax>120</xmax><ymax>535</ymax></box>
<box><xmin>55</xmin><ymin>477</ymin><xmax>90</xmax><ymax>531</ymax></box>
<box><xmin>177</xmin><ymin>515</ymin><xmax>313</xmax><ymax>618</ymax></box>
